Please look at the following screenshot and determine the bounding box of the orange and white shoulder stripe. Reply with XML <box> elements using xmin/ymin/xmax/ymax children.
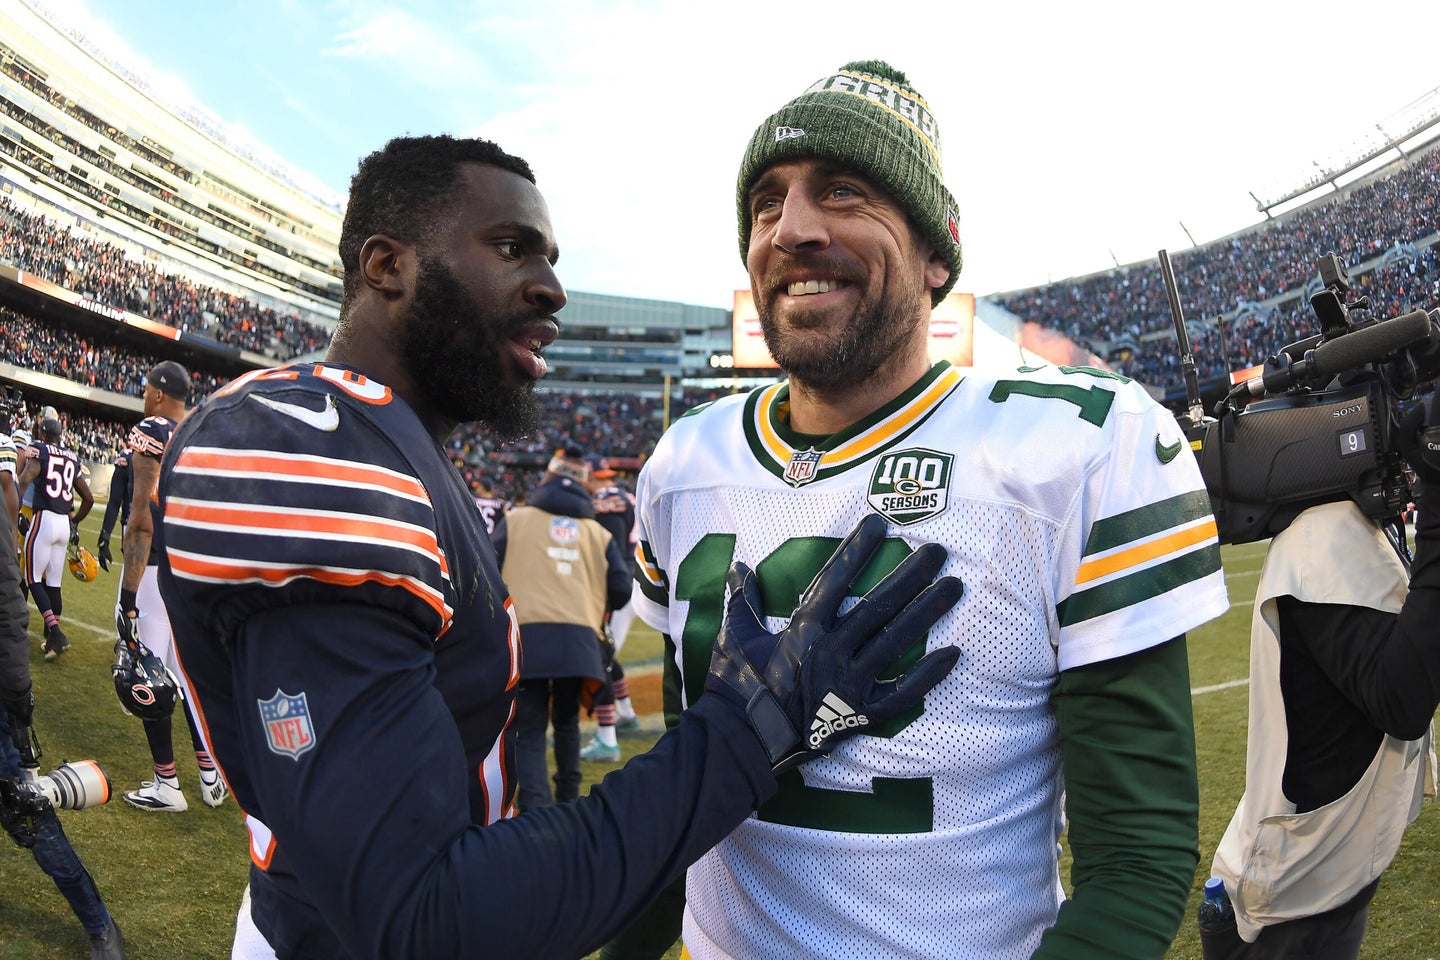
<box><xmin>171</xmin><ymin>446</ymin><xmax>432</xmax><ymax>504</ymax></box>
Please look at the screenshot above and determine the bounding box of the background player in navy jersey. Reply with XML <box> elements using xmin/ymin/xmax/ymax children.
<box><xmin>17</xmin><ymin>417</ymin><xmax>92</xmax><ymax>660</ymax></box>
<box><xmin>16</xmin><ymin>405</ymin><xmax>61</xmax><ymax>540</ymax></box>
<box><xmin>114</xmin><ymin>362</ymin><xmax>225</xmax><ymax>812</ymax></box>
<box><xmin>154</xmin><ymin>134</ymin><xmax>962</xmax><ymax>960</ymax></box>
<box><xmin>471</xmin><ymin>473</ymin><xmax>510</xmax><ymax>538</ymax></box>
<box><xmin>96</xmin><ymin>445</ymin><xmax>131</xmax><ymax>573</ymax></box>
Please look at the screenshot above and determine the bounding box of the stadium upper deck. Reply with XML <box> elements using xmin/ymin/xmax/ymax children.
<box><xmin>993</xmin><ymin>125</ymin><xmax>1440</xmax><ymax>408</ymax></box>
<box><xmin>0</xmin><ymin>0</ymin><xmax>344</xmax><ymax>323</ymax></box>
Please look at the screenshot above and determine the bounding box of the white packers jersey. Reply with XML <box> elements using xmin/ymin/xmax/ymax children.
<box><xmin>632</xmin><ymin>361</ymin><xmax>1228</xmax><ymax>960</ymax></box>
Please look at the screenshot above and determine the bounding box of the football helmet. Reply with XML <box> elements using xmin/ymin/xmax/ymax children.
<box><xmin>67</xmin><ymin>543</ymin><xmax>99</xmax><ymax>582</ymax></box>
<box><xmin>112</xmin><ymin>639</ymin><xmax>179</xmax><ymax>720</ymax></box>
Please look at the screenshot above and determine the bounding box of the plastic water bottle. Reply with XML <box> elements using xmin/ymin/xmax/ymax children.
<box><xmin>1197</xmin><ymin>877</ymin><xmax>1235</xmax><ymax>932</ymax></box>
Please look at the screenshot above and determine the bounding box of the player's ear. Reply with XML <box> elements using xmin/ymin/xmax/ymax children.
<box><xmin>923</xmin><ymin>246</ymin><xmax>950</xmax><ymax>296</ymax></box>
<box><xmin>357</xmin><ymin>234</ymin><xmax>413</xmax><ymax>301</ymax></box>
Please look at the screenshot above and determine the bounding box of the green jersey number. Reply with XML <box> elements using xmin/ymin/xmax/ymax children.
<box><xmin>988</xmin><ymin>365</ymin><xmax>1128</xmax><ymax>427</ymax></box>
<box><xmin>673</xmin><ymin>533</ymin><xmax>936</xmax><ymax>834</ymax></box>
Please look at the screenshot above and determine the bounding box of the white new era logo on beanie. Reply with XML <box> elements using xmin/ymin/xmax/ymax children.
<box><xmin>775</xmin><ymin>126</ymin><xmax>806</xmax><ymax>142</ymax></box>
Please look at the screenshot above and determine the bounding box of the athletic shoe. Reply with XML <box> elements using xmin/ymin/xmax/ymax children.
<box><xmin>88</xmin><ymin>919</ymin><xmax>125</xmax><ymax>960</ymax></box>
<box><xmin>42</xmin><ymin>624</ymin><xmax>70</xmax><ymax>661</ymax></box>
<box><xmin>579</xmin><ymin>736</ymin><xmax>621</xmax><ymax>763</ymax></box>
<box><xmin>123</xmin><ymin>779</ymin><xmax>187</xmax><ymax>813</ymax></box>
<box><xmin>199</xmin><ymin>774</ymin><xmax>228</xmax><ymax>808</ymax></box>
<box><xmin>614</xmin><ymin>713</ymin><xmax>640</xmax><ymax>730</ymax></box>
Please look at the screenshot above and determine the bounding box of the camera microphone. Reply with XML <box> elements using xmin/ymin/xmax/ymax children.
<box><xmin>1241</xmin><ymin>308</ymin><xmax>1432</xmax><ymax>397</ymax></box>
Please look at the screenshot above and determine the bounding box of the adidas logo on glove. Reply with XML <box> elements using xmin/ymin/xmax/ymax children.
<box><xmin>809</xmin><ymin>692</ymin><xmax>869</xmax><ymax>748</ymax></box>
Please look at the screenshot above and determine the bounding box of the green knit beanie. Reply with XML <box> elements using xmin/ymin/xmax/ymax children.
<box><xmin>736</xmin><ymin>59</ymin><xmax>963</xmax><ymax>306</ymax></box>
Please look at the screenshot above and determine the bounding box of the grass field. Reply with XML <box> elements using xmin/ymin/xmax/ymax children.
<box><xmin>1</xmin><ymin>512</ymin><xmax>1436</xmax><ymax>959</ymax></box>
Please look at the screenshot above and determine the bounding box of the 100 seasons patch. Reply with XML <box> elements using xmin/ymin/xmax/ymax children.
<box><xmin>867</xmin><ymin>448</ymin><xmax>953</xmax><ymax>525</ymax></box>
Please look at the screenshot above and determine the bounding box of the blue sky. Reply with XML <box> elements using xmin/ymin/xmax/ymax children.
<box><xmin>49</xmin><ymin>0</ymin><xmax>1440</xmax><ymax>310</ymax></box>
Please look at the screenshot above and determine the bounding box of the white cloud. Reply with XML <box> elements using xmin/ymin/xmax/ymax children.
<box><xmin>325</xmin><ymin>6</ymin><xmax>496</xmax><ymax>94</ymax></box>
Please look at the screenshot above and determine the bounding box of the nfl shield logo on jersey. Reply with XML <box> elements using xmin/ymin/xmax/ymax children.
<box><xmin>784</xmin><ymin>448</ymin><xmax>824</xmax><ymax>487</ymax></box>
<box><xmin>258</xmin><ymin>690</ymin><xmax>316</xmax><ymax>760</ymax></box>
<box><xmin>867</xmin><ymin>448</ymin><xmax>954</xmax><ymax>525</ymax></box>
<box><xmin>549</xmin><ymin>516</ymin><xmax>580</xmax><ymax>544</ymax></box>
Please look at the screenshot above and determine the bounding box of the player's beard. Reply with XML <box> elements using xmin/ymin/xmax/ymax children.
<box><xmin>756</xmin><ymin>274</ymin><xmax>925</xmax><ymax>393</ymax></box>
<box><xmin>401</xmin><ymin>257</ymin><xmax>542</xmax><ymax>442</ymax></box>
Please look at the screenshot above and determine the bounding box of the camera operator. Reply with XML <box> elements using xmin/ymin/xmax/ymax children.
<box><xmin>0</xmin><ymin>493</ymin><xmax>125</xmax><ymax>958</ymax></box>
<box><xmin>1202</xmin><ymin>397</ymin><xmax>1440</xmax><ymax>959</ymax></box>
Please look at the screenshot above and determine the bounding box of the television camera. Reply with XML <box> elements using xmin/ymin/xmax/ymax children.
<box><xmin>1167</xmin><ymin>251</ymin><xmax>1440</xmax><ymax>546</ymax></box>
<box><xmin>1</xmin><ymin>706</ymin><xmax>111</xmax><ymax>848</ymax></box>
<box><xmin>0</xmin><ymin>384</ymin><xmax>22</xmax><ymax>432</ymax></box>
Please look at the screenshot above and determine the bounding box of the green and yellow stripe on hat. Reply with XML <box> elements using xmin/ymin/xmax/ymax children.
<box><xmin>736</xmin><ymin>59</ymin><xmax>963</xmax><ymax>306</ymax></box>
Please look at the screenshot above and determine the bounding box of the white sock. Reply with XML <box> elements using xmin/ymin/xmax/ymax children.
<box><xmin>616</xmin><ymin>697</ymin><xmax>637</xmax><ymax>721</ymax></box>
<box><xmin>596</xmin><ymin>725</ymin><xmax>618</xmax><ymax>747</ymax></box>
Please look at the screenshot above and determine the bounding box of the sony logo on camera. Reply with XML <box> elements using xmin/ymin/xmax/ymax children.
<box><xmin>1332</xmin><ymin>403</ymin><xmax>1364</xmax><ymax>418</ymax></box>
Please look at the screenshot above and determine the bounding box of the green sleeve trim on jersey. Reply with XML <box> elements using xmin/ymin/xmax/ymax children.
<box><xmin>1034</xmin><ymin>637</ymin><xmax>1199</xmax><ymax>960</ymax></box>
<box><xmin>634</xmin><ymin>567</ymin><xmax>669</xmax><ymax>607</ymax></box>
<box><xmin>1057</xmin><ymin>545</ymin><xmax>1221</xmax><ymax>627</ymax></box>
<box><xmin>1082</xmin><ymin>491</ymin><xmax>1214</xmax><ymax>556</ymax></box>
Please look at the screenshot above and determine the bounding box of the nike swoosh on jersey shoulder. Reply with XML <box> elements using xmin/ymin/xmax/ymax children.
<box><xmin>163</xmin><ymin>391</ymin><xmax>455</xmax><ymax>632</ymax></box>
<box><xmin>250</xmin><ymin>393</ymin><xmax>341</xmax><ymax>431</ymax></box>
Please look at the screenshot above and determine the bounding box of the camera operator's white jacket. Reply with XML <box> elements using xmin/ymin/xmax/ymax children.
<box><xmin>1212</xmin><ymin>500</ymin><xmax>1435</xmax><ymax>941</ymax></box>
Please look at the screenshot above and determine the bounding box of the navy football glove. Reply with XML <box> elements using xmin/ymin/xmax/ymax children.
<box><xmin>116</xmin><ymin>589</ymin><xmax>140</xmax><ymax>648</ymax></box>
<box><xmin>705</xmin><ymin>513</ymin><xmax>963</xmax><ymax>774</ymax></box>
<box><xmin>97</xmin><ymin>538</ymin><xmax>112</xmax><ymax>573</ymax></box>
<box><xmin>68</xmin><ymin>516</ymin><xmax>80</xmax><ymax>547</ymax></box>
<box><xmin>2</xmin><ymin>686</ymin><xmax>34</xmax><ymax>729</ymax></box>
<box><xmin>16</xmin><ymin>513</ymin><xmax>28</xmax><ymax>536</ymax></box>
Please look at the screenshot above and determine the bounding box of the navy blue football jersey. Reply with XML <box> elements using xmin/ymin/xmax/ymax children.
<box><xmin>99</xmin><ymin>447</ymin><xmax>132</xmax><ymax>540</ymax></box>
<box><xmin>473</xmin><ymin>494</ymin><xmax>511</xmax><ymax>537</ymax></box>
<box><xmin>156</xmin><ymin>362</ymin><xmax>775</xmax><ymax>959</ymax></box>
<box><xmin>25</xmin><ymin>441</ymin><xmax>81</xmax><ymax>515</ymax></box>
<box><xmin>592</xmin><ymin>483</ymin><xmax>637</xmax><ymax>575</ymax></box>
<box><xmin>128</xmin><ymin>416</ymin><xmax>177</xmax><ymax>565</ymax></box>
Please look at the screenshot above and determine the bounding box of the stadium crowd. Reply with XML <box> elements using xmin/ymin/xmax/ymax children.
<box><xmin>0</xmin><ymin>305</ymin><xmax>227</xmax><ymax>402</ymax></box>
<box><xmin>448</xmin><ymin>387</ymin><xmax>728</xmax><ymax>500</ymax></box>
<box><xmin>0</xmin><ymin>278</ymin><xmax>716</xmax><ymax>494</ymax></box>
<box><xmin>998</xmin><ymin>141</ymin><xmax>1440</xmax><ymax>390</ymax></box>
<box><xmin>0</xmin><ymin>195</ymin><xmax>330</xmax><ymax>358</ymax></box>
<box><xmin>1114</xmin><ymin>246</ymin><xmax>1440</xmax><ymax>384</ymax></box>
